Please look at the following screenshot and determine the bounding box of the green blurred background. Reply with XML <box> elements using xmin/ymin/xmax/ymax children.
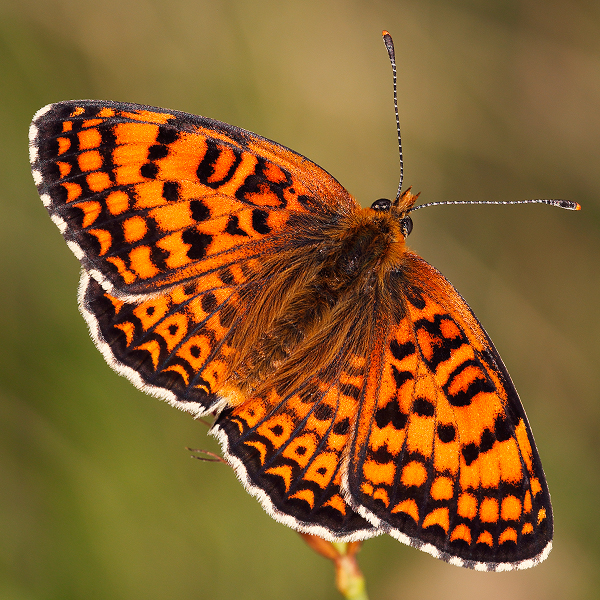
<box><xmin>1</xmin><ymin>0</ymin><xmax>599</xmax><ymax>598</ymax></box>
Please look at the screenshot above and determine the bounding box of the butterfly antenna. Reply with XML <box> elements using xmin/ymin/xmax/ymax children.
<box><xmin>410</xmin><ymin>198</ymin><xmax>581</xmax><ymax>212</ymax></box>
<box><xmin>381</xmin><ymin>31</ymin><xmax>580</xmax><ymax>215</ymax></box>
<box><xmin>382</xmin><ymin>31</ymin><xmax>403</xmax><ymax>204</ymax></box>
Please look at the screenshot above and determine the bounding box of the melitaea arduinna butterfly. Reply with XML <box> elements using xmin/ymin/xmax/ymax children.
<box><xmin>29</xmin><ymin>32</ymin><xmax>579</xmax><ymax>572</ymax></box>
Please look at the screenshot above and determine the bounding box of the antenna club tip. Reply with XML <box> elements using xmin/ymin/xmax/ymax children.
<box><xmin>382</xmin><ymin>31</ymin><xmax>395</xmax><ymax>57</ymax></box>
<box><xmin>555</xmin><ymin>199</ymin><xmax>581</xmax><ymax>210</ymax></box>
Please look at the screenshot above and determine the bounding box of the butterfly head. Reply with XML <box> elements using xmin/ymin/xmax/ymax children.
<box><xmin>370</xmin><ymin>186</ymin><xmax>419</xmax><ymax>240</ymax></box>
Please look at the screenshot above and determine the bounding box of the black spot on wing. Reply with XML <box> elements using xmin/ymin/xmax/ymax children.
<box><xmin>196</xmin><ymin>139</ymin><xmax>243</xmax><ymax>189</ymax></box>
<box><xmin>163</xmin><ymin>181</ymin><xmax>180</xmax><ymax>202</ymax></box>
<box><xmin>443</xmin><ymin>359</ymin><xmax>496</xmax><ymax>407</ymax></box>
<box><xmin>201</xmin><ymin>292</ymin><xmax>217</xmax><ymax>313</ymax></box>
<box><xmin>140</xmin><ymin>162</ymin><xmax>158</xmax><ymax>179</ymax></box>
<box><xmin>314</xmin><ymin>404</ymin><xmax>333</xmax><ymax>421</ymax></box>
<box><xmin>156</xmin><ymin>125</ymin><xmax>179</xmax><ymax>145</ymax></box>
<box><xmin>375</xmin><ymin>401</ymin><xmax>408</xmax><ymax>430</ymax></box>
<box><xmin>390</xmin><ymin>339</ymin><xmax>416</xmax><ymax>361</ymax></box>
<box><xmin>190</xmin><ymin>200</ymin><xmax>211</xmax><ymax>222</ymax></box>
<box><xmin>225</xmin><ymin>215</ymin><xmax>249</xmax><ymax>236</ymax></box>
<box><xmin>147</xmin><ymin>144</ymin><xmax>169</xmax><ymax>161</ymax></box>
<box><xmin>391</xmin><ymin>365</ymin><xmax>413</xmax><ymax>388</ymax></box>
<box><xmin>251</xmin><ymin>209</ymin><xmax>271</xmax><ymax>234</ymax></box>
<box><xmin>462</xmin><ymin>443</ymin><xmax>479</xmax><ymax>466</ymax></box>
<box><xmin>182</xmin><ymin>230</ymin><xmax>212</xmax><ymax>260</ymax></box>
<box><xmin>412</xmin><ymin>397</ymin><xmax>434</xmax><ymax>417</ymax></box>
<box><xmin>437</xmin><ymin>423</ymin><xmax>456</xmax><ymax>443</ymax></box>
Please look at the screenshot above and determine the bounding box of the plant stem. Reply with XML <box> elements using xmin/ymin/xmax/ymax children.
<box><xmin>299</xmin><ymin>534</ymin><xmax>369</xmax><ymax>600</ymax></box>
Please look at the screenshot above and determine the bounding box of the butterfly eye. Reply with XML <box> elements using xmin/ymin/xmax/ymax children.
<box><xmin>370</xmin><ymin>198</ymin><xmax>392</xmax><ymax>211</ymax></box>
<box><xmin>400</xmin><ymin>215</ymin><xmax>413</xmax><ymax>237</ymax></box>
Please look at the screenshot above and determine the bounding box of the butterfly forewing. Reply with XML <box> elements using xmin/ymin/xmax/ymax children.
<box><xmin>30</xmin><ymin>100</ymin><xmax>358</xmax><ymax>299</ymax></box>
<box><xmin>345</xmin><ymin>253</ymin><xmax>553</xmax><ymax>569</ymax></box>
<box><xmin>30</xmin><ymin>99</ymin><xmax>356</xmax><ymax>414</ymax></box>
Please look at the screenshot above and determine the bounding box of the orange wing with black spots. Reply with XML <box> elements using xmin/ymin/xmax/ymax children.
<box><xmin>344</xmin><ymin>251</ymin><xmax>552</xmax><ymax>570</ymax></box>
<box><xmin>213</xmin><ymin>287</ymin><xmax>383</xmax><ymax>540</ymax></box>
<box><xmin>30</xmin><ymin>99</ymin><xmax>555</xmax><ymax>570</ymax></box>
<box><xmin>30</xmin><ymin>100</ymin><xmax>358</xmax><ymax>299</ymax></box>
<box><xmin>29</xmin><ymin>99</ymin><xmax>357</xmax><ymax>414</ymax></box>
<box><xmin>213</xmin><ymin>374</ymin><xmax>378</xmax><ymax>540</ymax></box>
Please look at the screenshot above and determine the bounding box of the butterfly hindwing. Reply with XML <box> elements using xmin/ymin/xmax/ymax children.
<box><xmin>211</xmin><ymin>262</ymin><xmax>383</xmax><ymax>539</ymax></box>
<box><xmin>212</xmin><ymin>376</ymin><xmax>377</xmax><ymax>540</ymax></box>
<box><xmin>80</xmin><ymin>269</ymin><xmax>245</xmax><ymax>415</ymax></box>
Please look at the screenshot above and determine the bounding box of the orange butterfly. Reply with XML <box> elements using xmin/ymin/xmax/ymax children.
<box><xmin>29</xmin><ymin>32</ymin><xmax>578</xmax><ymax>571</ymax></box>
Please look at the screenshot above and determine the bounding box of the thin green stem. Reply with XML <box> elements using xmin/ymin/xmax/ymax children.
<box><xmin>300</xmin><ymin>535</ymin><xmax>369</xmax><ymax>600</ymax></box>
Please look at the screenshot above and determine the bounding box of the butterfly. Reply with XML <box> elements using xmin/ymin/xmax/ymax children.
<box><xmin>29</xmin><ymin>32</ymin><xmax>578</xmax><ymax>572</ymax></box>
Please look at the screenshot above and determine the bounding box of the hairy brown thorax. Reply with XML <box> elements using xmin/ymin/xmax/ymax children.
<box><xmin>224</xmin><ymin>206</ymin><xmax>407</xmax><ymax>399</ymax></box>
